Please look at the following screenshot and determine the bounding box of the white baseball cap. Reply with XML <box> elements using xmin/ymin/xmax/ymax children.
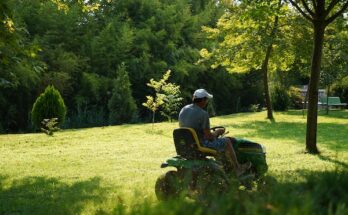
<box><xmin>193</xmin><ymin>89</ymin><xmax>213</xmax><ymax>99</ymax></box>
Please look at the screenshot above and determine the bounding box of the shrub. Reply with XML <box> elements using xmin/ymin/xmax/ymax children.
<box><xmin>271</xmin><ymin>85</ymin><xmax>290</xmax><ymax>111</ymax></box>
<box><xmin>31</xmin><ymin>85</ymin><xmax>67</xmax><ymax>129</ymax></box>
<box><xmin>108</xmin><ymin>64</ymin><xmax>137</xmax><ymax>125</ymax></box>
<box><xmin>288</xmin><ymin>86</ymin><xmax>304</xmax><ymax>109</ymax></box>
<box><xmin>41</xmin><ymin>118</ymin><xmax>60</xmax><ymax>136</ymax></box>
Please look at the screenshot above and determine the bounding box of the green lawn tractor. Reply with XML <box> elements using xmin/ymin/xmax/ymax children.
<box><xmin>155</xmin><ymin>127</ymin><xmax>268</xmax><ymax>200</ymax></box>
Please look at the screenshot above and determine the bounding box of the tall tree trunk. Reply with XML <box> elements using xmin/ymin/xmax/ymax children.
<box><xmin>262</xmin><ymin>46</ymin><xmax>274</xmax><ymax>120</ymax></box>
<box><xmin>261</xmin><ymin>6</ymin><xmax>280</xmax><ymax>121</ymax></box>
<box><xmin>306</xmin><ymin>21</ymin><xmax>325</xmax><ymax>154</ymax></box>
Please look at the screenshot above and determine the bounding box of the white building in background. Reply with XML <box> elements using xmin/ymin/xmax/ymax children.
<box><xmin>299</xmin><ymin>85</ymin><xmax>326</xmax><ymax>99</ymax></box>
<box><xmin>299</xmin><ymin>85</ymin><xmax>326</xmax><ymax>109</ymax></box>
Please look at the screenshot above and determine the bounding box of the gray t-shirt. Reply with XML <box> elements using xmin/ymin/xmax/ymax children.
<box><xmin>178</xmin><ymin>104</ymin><xmax>210</xmax><ymax>141</ymax></box>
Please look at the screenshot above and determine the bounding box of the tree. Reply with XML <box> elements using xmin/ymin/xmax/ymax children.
<box><xmin>31</xmin><ymin>85</ymin><xmax>67</xmax><ymax>129</ymax></box>
<box><xmin>288</xmin><ymin>0</ymin><xmax>348</xmax><ymax>153</ymax></box>
<box><xmin>108</xmin><ymin>63</ymin><xmax>138</xmax><ymax>125</ymax></box>
<box><xmin>143</xmin><ymin>70</ymin><xmax>182</xmax><ymax>123</ymax></box>
<box><xmin>0</xmin><ymin>0</ymin><xmax>44</xmax><ymax>132</ymax></box>
<box><xmin>2</xmin><ymin>0</ymin><xmax>282</xmax><ymax>131</ymax></box>
<box><xmin>160</xmin><ymin>81</ymin><xmax>183</xmax><ymax>122</ymax></box>
<box><xmin>200</xmin><ymin>0</ymin><xmax>293</xmax><ymax>120</ymax></box>
<box><xmin>142</xmin><ymin>95</ymin><xmax>165</xmax><ymax>125</ymax></box>
<box><xmin>91</xmin><ymin>21</ymin><xmax>134</xmax><ymax>77</ymax></box>
<box><xmin>320</xmin><ymin>20</ymin><xmax>348</xmax><ymax>114</ymax></box>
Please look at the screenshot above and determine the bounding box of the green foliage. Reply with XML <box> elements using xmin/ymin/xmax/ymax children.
<box><xmin>1</xmin><ymin>0</ymin><xmax>229</xmax><ymax>131</ymax></box>
<box><xmin>160</xmin><ymin>85</ymin><xmax>183</xmax><ymax>122</ymax></box>
<box><xmin>79</xmin><ymin>73</ymin><xmax>107</xmax><ymax>102</ymax></box>
<box><xmin>143</xmin><ymin>70</ymin><xmax>182</xmax><ymax>122</ymax></box>
<box><xmin>288</xmin><ymin>86</ymin><xmax>304</xmax><ymax>109</ymax></box>
<box><xmin>200</xmin><ymin>1</ymin><xmax>297</xmax><ymax>120</ymax></box>
<box><xmin>200</xmin><ymin>1</ymin><xmax>294</xmax><ymax>73</ymax></box>
<box><xmin>320</xmin><ymin>20</ymin><xmax>348</xmax><ymax>101</ymax></box>
<box><xmin>66</xmin><ymin>106</ymin><xmax>107</xmax><ymax>128</ymax></box>
<box><xmin>321</xmin><ymin>9</ymin><xmax>348</xmax><ymax>80</ymax></box>
<box><xmin>271</xmin><ymin>85</ymin><xmax>290</xmax><ymax>111</ymax></box>
<box><xmin>31</xmin><ymin>85</ymin><xmax>67</xmax><ymax>129</ymax></box>
<box><xmin>142</xmin><ymin>95</ymin><xmax>165</xmax><ymax>122</ymax></box>
<box><xmin>0</xmin><ymin>0</ymin><xmax>44</xmax><ymax>131</ymax></box>
<box><xmin>40</xmin><ymin>118</ymin><xmax>60</xmax><ymax>136</ymax></box>
<box><xmin>40</xmin><ymin>47</ymin><xmax>83</xmax><ymax>98</ymax></box>
<box><xmin>332</xmin><ymin>76</ymin><xmax>348</xmax><ymax>103</ymax></box>
<box><xmin>4</xmin><ymin>0</ymin><xmax>347</xmax><ymax>132</ymax></box>
<box><xmin>91</xmin><ymin>21</ymin><xmax>134</xmax><ymax>77</ymax></box>
<box><xmin>108</xmin><ymin>63</ymin><xmax>138</xmax><ymax>125</ymax></box>
<box><xmin>75</xmin><ymin>73</ymin><xmax>114</xmax><ymax>126</ymax></box>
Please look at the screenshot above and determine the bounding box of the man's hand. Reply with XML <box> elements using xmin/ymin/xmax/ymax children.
<box><xmin>204</xmin><ymin>127</ymin><xmax>225</xmax><ymax>140</ymax></box>
<box><xmin>214</xmin><ymin>128</ymin><xmax>225</xmax><ymax>136</ymax></box>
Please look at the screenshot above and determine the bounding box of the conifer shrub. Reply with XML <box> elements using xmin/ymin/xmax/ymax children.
<box><xmin>108</xmin><ymin>64</ymin><xmax>137</xmax><ymax>125</ymax></box>
<box><xmin>31</xmin><ymin>85</ymin><xmax>67</xmax><ymax>129</ymax></box>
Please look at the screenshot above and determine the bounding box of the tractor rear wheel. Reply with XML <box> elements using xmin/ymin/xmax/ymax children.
<box><xmin>155</xmin><ymin>171</ymin><xmax>183</xmax><ymax>200</ymax></box>
<box><xmin>195</xmin><ymin>171</ymin><xmax>228</xmax><ymax>202</ymax></box>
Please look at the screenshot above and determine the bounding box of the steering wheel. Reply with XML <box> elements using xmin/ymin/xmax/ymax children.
<box><xmin>210</xmin><ymin>126</ymin><xmax>229</xmax><ymax>137</ymax></box>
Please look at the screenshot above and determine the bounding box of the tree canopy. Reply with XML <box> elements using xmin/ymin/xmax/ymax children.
<box><xmin>0</xmin><ymin>0</ymin><xmax>347</xmax><ymax>139</ymax></box>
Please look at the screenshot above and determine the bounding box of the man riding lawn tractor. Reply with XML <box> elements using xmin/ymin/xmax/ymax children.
<box><xmin>179</xmin><ymin>89</ymin><xmax>251</xmax><ymax>177</ymax></box>
<box><xmin>155</xmin><ymin>89</ymin><xmax>268</xmax><ymax>200</ymax></box>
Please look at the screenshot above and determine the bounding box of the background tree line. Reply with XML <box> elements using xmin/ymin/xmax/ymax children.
<box><xmin>0</xmin><ymin>0</ymin><xmax>347</xmax><ymax>133</ymax></box>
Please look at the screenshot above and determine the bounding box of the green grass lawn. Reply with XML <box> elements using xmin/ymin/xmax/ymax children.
<box><xmin>1</xmin><ymin>110</ymin><xmax>348</xmax><ymax>214</ymax></box>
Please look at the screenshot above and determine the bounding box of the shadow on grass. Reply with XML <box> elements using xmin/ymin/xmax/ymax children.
<box><xmin>318</xmin><ymin>155</ymin><xmax>348</xmax><ymax>170</ymax></box>
<box><xmin>0</xmin><ymin>176</ymin><xmax>107</xmax><ymax>215</ymax></box>
<box><xmin>225</xmin><ymin>121</ymin><xmax>348</xmax><ymax>152</ymax></box>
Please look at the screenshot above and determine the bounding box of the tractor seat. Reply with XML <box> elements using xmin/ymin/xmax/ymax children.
<box><xmin>173</xmin><ymin>127</ymin><xmax>218</xmax><ymax>159</ymax></box>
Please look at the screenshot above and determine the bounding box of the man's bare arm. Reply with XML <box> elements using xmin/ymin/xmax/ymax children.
<box><xmin>203</xmin><ymin>128</ymin><xmax>225</xmax><ymax>140</ymax></box>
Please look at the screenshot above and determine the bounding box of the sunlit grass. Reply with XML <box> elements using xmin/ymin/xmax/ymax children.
<box><xmin>0</xmin><ymin>110</ymin><xmax>347</xmax><ymax>214</ymax></box>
